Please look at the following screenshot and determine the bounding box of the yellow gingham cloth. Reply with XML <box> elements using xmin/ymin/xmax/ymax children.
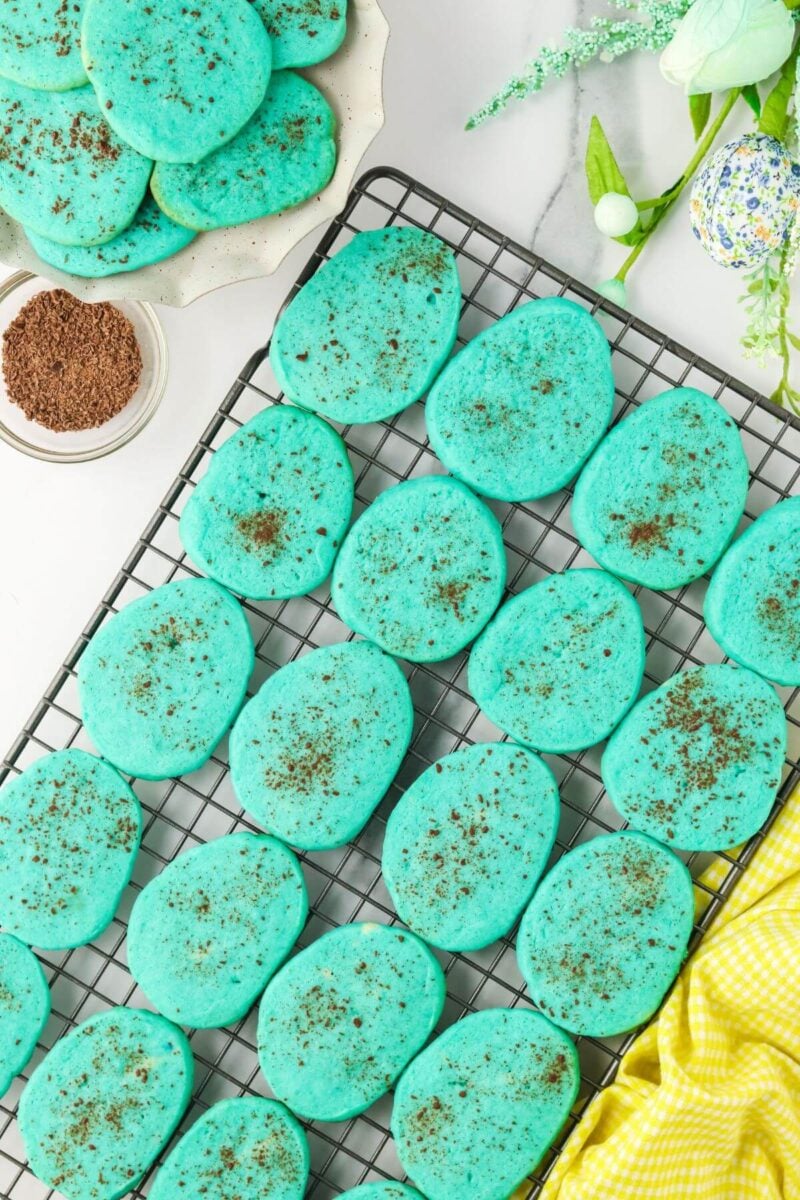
<box><xmin>538</xmin><ymin>781</ymin><xmax>800</xmax><ymax>1200</ymax></box>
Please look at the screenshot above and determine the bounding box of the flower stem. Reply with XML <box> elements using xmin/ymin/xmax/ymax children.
<box><xmin>615</xmin><ymin>88</ymin><xmax>742</xmax><ymax>283</ymax></box>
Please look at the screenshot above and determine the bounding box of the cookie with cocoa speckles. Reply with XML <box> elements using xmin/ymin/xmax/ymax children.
<box><xmin>78</xmin><ymin>578</ymin><xmax>254</xmax><ymax>781</ymax></box>
<box><xmin>0</xmin><ymin>80</ymin><xmax>151</xmax><ymax>246</ymax></box>
<box><xmin>258</xmin><ymin>923</ymin><xmax>445</xmax><ymax>1121</ymax></box>
<box><xmin>253</xmin><ymin>0</ymin><xmax>347</xmax><ymax>68</ymax></box>
<box><xmin>0</xmin><ymin>749</ymin><xmax>141</xmax><ymax>950</ymax></box>
<box><xmin>81</xmin><ymin>0</ymin><xmax>272</xmax><ymax>163</ymax></box>
<box><xmin>0</xmin><ymin>0</ymin><xmax>87</xmax><ymax>91</ymax></box>
<box><xmin>572</xmin><ymin>387</ymin><xmax>749</xmax><ymax>591</ymax></box>
<box><xmin>392</xmin><ymin>1008</ymin><xmax>579</xmax><ymax>1200</ymax></box>
<box><xmin>603</xmin><ymin>664</ymin><xmax>786</xmax><ymax>851</ymax></box>
<box><xmin>340</xmin><ymin>1186</ymin><xmax>425</xmax><ymax>1200</ymax></box>
<box><xmin>149</xmin><ymin>1097</ymin><xmax>309</xmax><ymax>1200</ymax></box>
<box><xmin>229</xmin><ymin>640</ymin><xmax>412</xmax><ymax>851</ymax></box>
<box><xmin>332</xmin><ymin>475</ymin><xmax>506</xmax><ymax>662</ymax></box>
<box><xmin>19</xmin><ymin>1007</ymin><xmax>193</xmax><ymax>1200</ymax></box>
<box><xmin>179</xmin><ymin>403</ymin><xmax>353</xmax><ymax>600</ymax></box>
<box><xmin>0</xmin><ymin>934</ymin><xmax>50</xmax><ymax>1097</ymax></box>
<box><xmin>517</xmin><ymin>831</ymin><xmax>695</xmax><ymax>1037</ymax></box>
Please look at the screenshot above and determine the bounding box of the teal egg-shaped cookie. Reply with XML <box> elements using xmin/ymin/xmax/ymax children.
<box><xmin>0</xmin><ymin>749</ymin><xmax>141</xmax><ymax>950</ymax></box>
<box><xmin>78</xmin><ymin>578</ymin><xmax>254</xmax><ymax>781</ymax></box>
<box><xmin>19</xmin><ymin>1006</ymin><xmax>193</xmax><ymax>1200</ymax></box>
<box><xmin>603</xmin><ymin>665</ymin><xmax>786</xmax><ymax>851</ymax></box>
<box><xmin>230</xmin><ymin>641</ymin><xmax>412</xmax><ymax>851</ymax></box>
<box><xmin>572</xmin><ymin>387</ymin><xmax>749</xmax><ymax>591</ymax></box>
<box><xmin>253</xmin><ymin>0</ymin><xmax>347</xmax><ymax>68</ymax></box>
<box><xmin>81</xmin><ymin>0</ymin><xmax>271</xmax><ymax>164</ymax></box>
<box><xmin>270</xmin><ymin>227</ymin><xmax>461</xmax><ymax>424</ymax></box>
<box><xmin>391</xmin><ymin>1008</ymin><xmax>579</xmax><ymax>1200</ymax></box>
<box><xmin>257</xmin><ymin>922</ymin><xmax>445</xmax><ymax>1122</ymax></box>
<box><xmin>26</xmin><ymin>195</ymin><xmax>196</xmax><ymax>278</ymax></box>
<box><xmin>341</xmin><ymin>1186</ymin><xmax>425</xmax><ymax>1200</ymax></box>
<box><xmin>426</xmin><ymin>297</ymin><xmax>614</xmax><ymax>502</ymax></box>
<box><xmin>469</xmin><ymin>568</ymin><xmax>645</xmax><ymax>754</ymax></box>
<box><xmin>332</xmin><ymin>476</ymin><xmax>506</xmax><ymax>662</ymax></box>
<box><xmin>704</xmin><ymin>496</ymin><xmax>800</xmax><ymax>686</ymax></box>
<box><xmin>179</xmin><ymin>404</ymin><xmax>353</xmax><ymax>601</ymax></box>
<box><xmin>517</xmin><ymin>832</ymin><xmax>695</xmax><ymax>1037</ymax></box>
<box><xmin>0</xmin><ymin>80</ymin><xmax>151</xmax><ymax>247</ymax></box>
<box><xmin>382</xmin><ymin>743</ymin><xmax>559</xmax><ymax>952</ymax></box>
<box><xmin>0</xmin><ymin>934</ymin><xmax>50</xmax><ymax>1097</ymax></box>
<box><xmin>151</xmin><ymin>70</ymin><xmax>336</xmax><ymax>232</ymax></box>
<box><xmin>127</xmin><ymin>832</ymin><xmax>307</xmax><ymax>1029</ymax></box>
<box><xmin>149</xmin><ymin>1097</ymin><xmax>309</xmax><ymax>1200</ymax></box>
<box><xmin>0</xmin><ymin>0</ymin><xmax>87</xmax><ymax>91</ymax></box>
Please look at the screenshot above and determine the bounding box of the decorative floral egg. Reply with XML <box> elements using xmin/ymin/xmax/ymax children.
<box><xmin>690</xmin><ymin>133</ymin><xmax>800</xmax><ymax>268</ymax></box>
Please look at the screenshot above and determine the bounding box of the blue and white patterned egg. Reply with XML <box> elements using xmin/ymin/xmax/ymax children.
<box><xmin>690</xmin><ymin>133</ymin><xmax>800</xmax><ymax>269</ymax></box>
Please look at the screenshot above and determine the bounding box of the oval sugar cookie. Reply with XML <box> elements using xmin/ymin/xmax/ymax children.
<box><xmin>19</xmin><ymin>1006</ymin><xmax>193</xmax><ymax>1200</ymax></box>
<box><xmin>572</xmin><ymin>387</ymin><xmax>749</xmax><ymax>591</ymax></box>
<box><xmin>0</xmin><ymin>0</ymin><xmax>87</xmax><ymax>91</ymax></box>
<box><xmin>230</xmin><ymin>641</ymin><xmax>412</xmax><ymax>851</ymax></box>
<box><xmin>517</xmin><ymin>832</ymin><xmax>695</xmax><ymax>1037</ymax></box>
<box><xmin>127</xmin><ymin>832</ymin><xmax>307</xmax><ymax>1028</ymax></box>
<box><xmin>469</xmin><ymin>569</ymin><xmax>645</xmax><ymax>753</ymax></box>
<box><xmin>257</xmin><ymin>922</ymin><xmax>445</xmax><ymax>1122</ymax></box>
<box><xmin>253</xmin><ymin>0</ymin><xmax>347</xmax><ymax>68</ymax></box>
<box><xmin>427</xmin><ymin>297</ymin><xmax>615</xmax><ymax>502</ymax></box>
<box><xmin>392</xmin><ymin>1008</ymin><xmax>579</xmax><ymax>1200</ymax></box>
<box><xmin>603</xmin><ymin>665</ymin><xmax>786</xmax><ymax>851</ymax></box>
<box><xmin>382</xmin><ymin>743</ymin><xmax>559</xmax><ymax>951</ymax></box>
<box><xmin>179</xmin><ymin>404</ymin><xmax>353</xmax><ymax>600</ymax></box>
<box><xmin>0</xmin><ymin>934</ymin><xmax>50</xmax><ymax>1097</ymax></box>
<box><xmin>0</xmin><ymin>749</ymin><xmax>141</xmax><ymax>950</ymax></box>
<box><xmin>332</xmin><ymin>475</ymin><xmax>506</xmax><ymax>662</ymax></box>
<box><xmin>341</xmin><ymin>1187</ymin><xmax>425</xmax><ymax>1200</ymax></box>
<box><xmin>149</xmin><ymin>1097</ymin><xmax>309</xmax><ymax>1200</ymax></box>
<box><xmin>704</xmin><ymin>496</ymin><xmax>800</xmax><ymax>686</ymax></box>
<box><xmin>270</xmin><ymin>226</ymin><xmax>461</xmax><ymax>424</ymax></box>
<box><xmin>79</xmin><ymin>578</ymin><xmax>254</xmax><ymax>780</ymax></box>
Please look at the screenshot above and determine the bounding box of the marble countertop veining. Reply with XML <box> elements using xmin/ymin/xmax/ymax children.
<box><xmin>0</xmin><ymin>0</ymin><xmax>785</xmax><ymax>750</ymax></box>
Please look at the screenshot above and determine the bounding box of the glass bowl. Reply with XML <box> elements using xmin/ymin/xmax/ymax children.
<box><xmin>0</xmin><ymin>271</ymin><xmax>167</xmax><ymax>463</ymax></box>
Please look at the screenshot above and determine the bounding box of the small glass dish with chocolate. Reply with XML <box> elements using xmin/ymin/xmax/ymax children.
<box><xmin>0</xmin><ymin>272</ymin><xmax>166</xmax><ymax>463</ymax></box>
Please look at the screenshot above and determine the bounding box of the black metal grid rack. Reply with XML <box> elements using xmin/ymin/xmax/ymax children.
<box><xmin>2</xmin><ymin>167</ymin><xmax>799</xmax><ymax>1200</ymax></box>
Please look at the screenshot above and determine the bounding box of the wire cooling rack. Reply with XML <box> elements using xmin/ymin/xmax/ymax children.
<box><xmin>2</xmin><ymin>167</ymin><xmax>800</xmax><ymax>1200</ymax></box>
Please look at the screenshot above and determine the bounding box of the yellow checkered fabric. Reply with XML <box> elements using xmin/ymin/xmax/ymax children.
<box><xmin>539</xmin><ymin>781</ymin><xmax>800</xmax><ymax>1200</ymax></box>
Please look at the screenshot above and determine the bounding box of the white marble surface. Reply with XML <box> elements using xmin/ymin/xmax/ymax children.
<box><xmin>0</xmin><ymin>0</ymin><xmax>783</xmax><ymax>750</ymax></box>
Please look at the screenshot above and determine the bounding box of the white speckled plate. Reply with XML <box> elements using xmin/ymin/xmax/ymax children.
<box><xmin>0</xmin><ymin>0</ymin><xmax>388</xmax><ymax>308</ymax></box>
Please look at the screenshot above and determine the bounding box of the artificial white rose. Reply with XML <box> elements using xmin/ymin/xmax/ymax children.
<box><xmin>660</xmin><ymin>0</ymin><xmax>794</xmax><ymax>95</ymax></box>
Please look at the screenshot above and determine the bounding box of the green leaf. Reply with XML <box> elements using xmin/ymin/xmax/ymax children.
<box><xmin>782</xmin><ymin>0</ymin><xmax>800</xmax><ymax>10</ymax></box>
<box><xmin>787</xmin><ymin>331</ymin><xmax>800</xmax><ymax>351</ymax></box>
<box><xmin>584</xmin><ymin>115</ymin><xmax>644</xmax><ymax>247</ymax></box>
<box><xmin>742</xmin><ymin>84</ymin><xmax>761</xmax><ymax>118</ymax></box>
<box><xmin>759</xmin><ymin>41</ymin><xmax>800</xmax><ymax>140</ymax></box>
<box><xmin>688</xmin><ymin>93</ymin><xmax>711</xmax><ymax>140</ymax></box>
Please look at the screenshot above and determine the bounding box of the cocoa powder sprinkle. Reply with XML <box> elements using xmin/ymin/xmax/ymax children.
<box><xmin>2</xmin><ymin>289</ymin><xmax>142</xmax><ymax>432</ymax></box>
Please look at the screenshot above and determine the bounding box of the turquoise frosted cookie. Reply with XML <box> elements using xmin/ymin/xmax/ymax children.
<box><xmin>572</xmin><ymin>387</ymin><xmax>749</xmax><ymax>591</ymax></box>
<box><xmin>19</xmin><ymin>1007</ymin><xmax>193</xmax><ymax>1200</ymax></box>
<box><xmin>517</xmin><ymin>832</ymin><xmax>695</xmax><ymax>1037</ymax></box>
<box><xmin>704</xmin><ymin>497</ymin><xmax>800</xmax><ymax>687</ymax></box>
<box><xmin>127</xmin><ymin>832</ymin><xmax>307</xmax><ymax>1028</ymax></box>
<box><xmin>0</xmin><ymin>750</ymin><xmax>141</xmax><ymax>950</ymax></box>
<box><xmin>179</xmin><ymin>404</ymin><xmax>353</xmax><ymax>600</ymax></box>
<box><xmin>382</xmin><ymin>743</ymin><xmax>559</xmax><ymax>952</ymax></box>
<box><xmin>469</xmin><ymin>569</ymin><xmax>645</xmax><ymax>754</ymax></box>
<box><xmin>603</xmin><ymin>665</ymin><xmax>786</xmax><ymax>851</ymax></box>
<box><xmin>0</xmin><ymin>934</ymin><xmax>50</xmax><ymax>1097</ymax></box>
<box><xmin>258</xmin><ymin>922</ymin><xmax>445</xmax><ymax>1121</ymax></box>
<box><xmin>152</xmin><ymin>71</ymin><xmax>336</xmax><ymax>232</ymax></box>
<box><xmin>79</xmin><ymin>578</ymin><xmax>254</xmax><ymax>781</ymax></box>
<box><xmin>341</xmin><ymin>1187</ymin><xmax>424</xmax><ymax>1200</ymax></box>
<box><xmin>392</xmin><ymin>1008</ymin><xmax>579</xmax><ymax>1200</ymax></box>
<box><xmin>0</xmin><ymin>81</ymin><xmax>151</xmax><ymax>247</ymax></box>
<box><xmin>230</xmin><ymin>641</ymin><xmax>412</xmax><ymax>851</ymax></box>
<box><xmin>149</xmin><ymin>1097</ymin><xmax>309</xmax><ymax>1200</ymax></box>
<box><xmin>426</xmin><ymin>297</ymin><xmax>615</xmax><ymax>502</ymax></box>
<box><xmin>0</xmin><ymin>0</ymin><xmax>87</xmax><ymax>91</ymax></box>
<box><xmin>332</xmin><ymin>476</ymin><xmax>506</xmax><ymax>662</ymax></box>
<box><xmin>270</xmin><ymin>227</ymin><xmax>462</xmax><ymax>424</ymax></box>
<box><xmin>26</xmin><ymin>195</ymin><xmax>195</xmax><ymax>278</ymax></box>
<box><xmin>81</xmin><ymin>0</ymin><xmax>271</xmax><ymax>164</ymax></box>
<box><xmin>254</xmin><ymin>0</ymin><xmax>347</xmax><ymax>68</ymax></box>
